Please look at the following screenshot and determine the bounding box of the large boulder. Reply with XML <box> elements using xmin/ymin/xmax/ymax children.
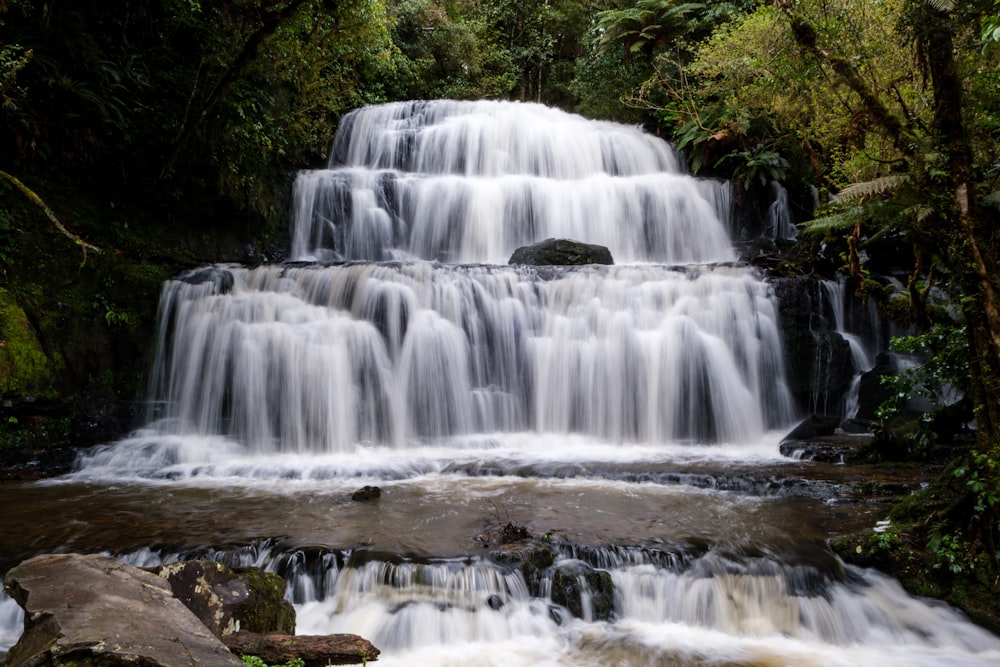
<box><xmin>508</xmin><ymin>238</ymin><xmax>614</xmax><ymax>266</ymax></box>
<box><xmin>153</xmin><ymin>559</ymin><xmax>296</xmax><ymax>637</ymax></box>
<box><xmin>3</xmin><ymin>553</ymin><xmax>243</xmax><ymax>667</ymax></box>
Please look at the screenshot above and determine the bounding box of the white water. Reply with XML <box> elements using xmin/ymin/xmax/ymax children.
<box><xmin>291</xmin><ymin>100</ymin><xmax>733</xmax><ymax>263</ymax></box>
<box><xmin>3</xmin><ymin>100</ymin><xmax>998</xmax><ymax>666</ymax></box>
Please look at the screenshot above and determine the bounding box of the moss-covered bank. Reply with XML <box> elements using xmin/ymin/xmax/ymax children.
<box><xmin>831</xmin><ymin>459</ymin><xmax>1000</xmax><ymax>635</ymax></box>
<box><xmin>0</xmin><ymin>174</ymin><xmax>286</xmax><ymax>458</ymax></box>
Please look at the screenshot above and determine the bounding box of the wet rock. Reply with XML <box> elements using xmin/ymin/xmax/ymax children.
<box><xmin>153</xmin><ymin>559</ymin><xmax>296</xmax><ymax>637</ymax></box>
<box><xmin>772</xmin><ymin>276</ymin><xmax>855</xmax><ymax>413</ymax></box>
<box><xmin>782</xmin><ymin>414</ymin><xmax>842</xmax><ymax>441</ymax></box>
<box><xmin>779</xmin><ymin>415</ymin><xmax>873</xmax><ymax>462</ymax></box>
<box><xmin>491</xmin><ymin>542</ymin><xmax>556</xmax><ymax>595</ymax></box>
<box><xmin>351</xmin><ymin>485</ymin><xmax>382</xmax><ymax>501</ymax></box>
<box><xmin>3</xmin><ymin>553</ymin><xmax>243</xmax><ymax>667</ymax></box>
<box><xmin>855</xmin><ymin>352</ymin><xmax>899</xmax><ymax>422</ymax></box>
<box><xmin>549</xmin><ymin>560</ymin><xmax>614</xmax><ymax>622</ymax></box>
<box><xmin>177</xmin><ymin>265</ymin><xmax>235</xmax><ymax>294</ymax></box>
<box><xmin>779</xmin><ymin>433</ymin><xmax>874</xmax><ymax>462</ymax></box>
<box><xmin>508</xmin><ymin>238</ymin><xmax>614</xmax><ymax>266</ymax></box>
<box><xmin>222</xmin><ymin>631</ymin><xmax>379</xmax><ymax>666</ymax></box>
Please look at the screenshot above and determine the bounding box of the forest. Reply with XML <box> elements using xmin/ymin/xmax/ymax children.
<box><xmin>2</xmin><ymin>0</ymin><xmax>1000</xmax><ymax>631</ymax></box>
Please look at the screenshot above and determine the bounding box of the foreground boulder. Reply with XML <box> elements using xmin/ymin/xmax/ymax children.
<box><xmin>153</xmin><ymin>559</ymin><xmax>296</xmax><ymax>637</ymax></box>
<box><xmin>223</xmin><ymin>632</ymin><xmax>380</xmax><ymax>666</ymax></box>
<box><xmin>508</xmin><ymin>238</ymin><xmax>613</xmax><ymax>266</ymax></box>
<box><xmin>4</xmin><ymin>553</ymin><xmax>243</xmax><ymax>667</ymax></box>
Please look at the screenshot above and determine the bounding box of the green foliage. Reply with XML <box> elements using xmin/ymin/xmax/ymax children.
<box><xmin>954</xmin><ymin>451</ymin><xmax>1000</xmax><ymax>556</ymax></box>
<box><xmin>0</xmin><ymin>287</ymin><xmax>56</xmax><ymax>396</ymax></box>
<box><xmin>873</xmin><ymin>324</ymin><xmax>970</xmax><ymax>455</ymax></box>
<box><xmin>240</xmin><ymin>656</ymin><xmax>304</xmax><ymax>667</ymax></box>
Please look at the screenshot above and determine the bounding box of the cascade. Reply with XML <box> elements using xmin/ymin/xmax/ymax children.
<box><xmin>3</xmin><ymin>100</ymin><xmax>998</xmax><ymax>666</ymax></box>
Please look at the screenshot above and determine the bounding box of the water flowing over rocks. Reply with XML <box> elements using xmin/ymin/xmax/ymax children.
<box><xmin>508</xmin><ymin>238</ymin><xmax>614</xmax><ymax>266</ymax></box>
<box><xmin>772</xmin><ymin>276</ymin><xmax>856</xmax><ymax>414</ymax></box>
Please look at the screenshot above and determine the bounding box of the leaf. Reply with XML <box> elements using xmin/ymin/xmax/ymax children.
<box><xmin>831</xmin><ymin>174</ymin><xmax>910</xmax><ymax>204</ymax></box>
<box><xmin>799</xmin><ymin>206</ymin><xmax>865</xmax><ymax>236</ymax></box>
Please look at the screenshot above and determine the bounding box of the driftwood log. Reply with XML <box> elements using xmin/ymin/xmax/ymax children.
<box><xmin>223</xmin><ymin>631</ymin><xmax>380</xmax><ymax>666</ymax></box>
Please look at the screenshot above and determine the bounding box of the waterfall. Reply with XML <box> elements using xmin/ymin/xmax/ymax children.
<box><xmin>290</xmin><ymin>100</ymin><xmax>734</xmax><ymax>264</ymax></box>
<box><xmin>139</xmin><ymin>262</ymin><xmax>794</xmax><ymax>452</ymax></box>
<box><xmin>13</xmin><ymin>99</ymin><xmax>994</xmax><ymax>667</ymax></box>
<box><xmin>766</xmin><ymin>181</ymin><xmax>798</xmax><ymax>241</ymax></box>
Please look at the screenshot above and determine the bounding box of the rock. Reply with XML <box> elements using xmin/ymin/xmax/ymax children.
<box><xmin>781</xmin><ymin>414</ymin><xmax>842</xmax><ymax>441</ymax></box>
<box><xmin>779</xmin><ymin>415</ymin><xmax>873</xmax><ymax>462</ymax></box>
<box><xmin>177</xmin><ymin>265</ymin><xmax>236</xmax><ymax>294</ymax></box>
<box><xmin>855</xmin><ymin>352</ymin><xmax>899</xmax><ymax>422</ymax></box>
<box><xmin>3</xmin><ymin>553</ymin><xmax>243</xmax><ymax>667</ymax></box>
<box><xmin>779</xmin><ymin>433</ymin><xmax>874</xmax><ymax>462</ymax></box>
<box><xmin>772</xmin><ymin>276</ymin><xmax>856</xmax><ymax>413</ymax></box>
<box><xmin>508</xmin><ymin>238</ymin><xmax>613</xmax><ymax>266</ymax></box>
<box><xmin>549</xmin><ymin>560</ymin><xmax>614</xmax><ymax>622</ymax></box>
<box><xmin>351</xmin><ymin>485</ymin><xmax>381</xmax><ymax>501</ymax></box>
<box><xmin>153</xmin><ymin>559</ymin><xmax>296</xmax><ymax>637</ymax></box>
<box><xmin>222</xmin><ymin>631</ymin><xmax>380</xmax><ymax>666</ymax></box>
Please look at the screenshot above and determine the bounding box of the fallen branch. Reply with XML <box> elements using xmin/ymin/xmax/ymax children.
<box><xmin>0</xmin><ymin>170</ymin><xmax>102</xmax><ymax>264</ymax></box>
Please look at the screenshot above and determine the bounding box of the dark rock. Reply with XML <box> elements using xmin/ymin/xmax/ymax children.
<box><xmin>486</xmin><ymin>594</ymin><xmax>505</xmax><ymax>610</ymax></box>
<box><xmin>508</xmin><ymin>238</ymin><xmax>613</xmax><ymax>266</ymax></box>
<box><xmin>781</xmin><ymin>414</ymin><xmax>842</xmax><ymax>441</ymax></box>
<box><xmin>153</xmin><ymin>559</ymin><xmax>296</xmax><ymax>637</ymax></box>
<box><xmin>222</xmin><ymin>631</ymin><xmax>379</xmax><ymax>666</ymax></box>
<box><xmin>351</xmin><ymin>485</ymin><xmax>382</xmax><ymax>501</ymax></box>
<box><xmin>491</xmin><ymin>543</ymin><xmax>556</xmax><ymax>595</ymax></box>
<box><xmin>3</xmin><ymin>553</ymin><xmax>243</xmax><ymax>667</ymax></box>
<box><xmin>549</xmin><ymin>560</ymin><xmax>614</xmax><ymax>622</ymax></box>
<box><xmin>177</xmin><ymin>265</ymin><xmax>236</xmax><ymax>294</ymax></box>
<box><xmin>855</xmin><ymin>352</ymin><xmax>899</xmax><ymax>422</ymax></box>
<box><xmin>779</xmin><ymin>433</ymin><xmax>874</xmax><ymax>462</ymax></box>
<box><xmin>772</xmin><ymin>276</ymin><xmax>856</xmax><ymax>413</ymax></box>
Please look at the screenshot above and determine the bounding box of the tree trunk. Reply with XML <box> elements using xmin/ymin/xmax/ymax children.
<box><xmin>920</xmin><ymin>7</ymin><xmax>1000</xmax><ymax>457</ymax></box>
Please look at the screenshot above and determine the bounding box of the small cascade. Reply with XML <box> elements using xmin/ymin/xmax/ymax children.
<box><xmin>291</xmin><ymin>100</ymin><xmax>734</xmax><ymax>264</ymax></box>
<box><xmin>10</xmin><ymin>542</ymin><xmax>992</xmax><ymax>666</ymax></box>
<box><xmin>766</xmin><ymin>181</ymin><xmax>798</xmax><ymax>241</ymax></box>
<box><xmin>822</xmin><ymin>280</ymin><xmax>877</xmax><ymax>418</ymax></box>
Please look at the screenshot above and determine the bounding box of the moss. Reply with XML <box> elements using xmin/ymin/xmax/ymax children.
<box><xmin>0</xmin><ymin>287</ymin><xmax>56</xmax><ymax>396</ymax></box>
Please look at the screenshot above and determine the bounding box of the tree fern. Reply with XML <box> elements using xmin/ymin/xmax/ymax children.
<box><xmin>799</xmin><ymin>206</ymin><xmax>866</xmax><ymax>236</ymax></box>
<box><xmin>832</xmin><ymin>174</ymin><xmax>910</xmax><ymax>204</ymax></box>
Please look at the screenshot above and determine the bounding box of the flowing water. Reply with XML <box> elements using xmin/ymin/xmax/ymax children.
<box><xmin>2</xmin><ymin>100</ymin><xmax>998</xmax><ymax>666</ymax></box>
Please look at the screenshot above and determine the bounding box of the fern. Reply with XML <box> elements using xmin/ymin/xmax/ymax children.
<box><xmin>924</xmin><ymin>0</ymin><xmax>955</xmax><ymax>12</ymax></box>
<box><xmin>832</xmin><ymin>174</ymin><xmax>910</xmax><ymax>204</ymax></box>
<box><xmin>799</xmin><ymin>206</ymin><xmax>865</xmax><ymax>236</ymax></box>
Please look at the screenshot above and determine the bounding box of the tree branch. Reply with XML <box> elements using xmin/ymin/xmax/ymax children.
<box><xmin>0</xmin><ymin>170</ymin><xmax>101</xmax><ymax>264</ymax></box>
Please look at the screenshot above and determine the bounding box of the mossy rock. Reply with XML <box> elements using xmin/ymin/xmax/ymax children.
<box><xmin>154</xmin><ymin>560</ymin><xmax>296</xmax><ymax>637</ymax></box>
<box><xmin>0</xmin><ymin>287</ymin><xmax>56</xmax><ymax>396</ymax></box>
<box><xmin>549</xmin><ymin>561</ymin><xmax>614</xmax><ymax>622</ymax></box>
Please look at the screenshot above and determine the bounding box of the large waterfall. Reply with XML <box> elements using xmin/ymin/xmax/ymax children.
<box><xmin>134</xmin><ymin>99</ymin><xmax>793</xmax><ymax>455</ymax></box>
<box><xmin>3</xmin><ymin>101</ymin><xmax>998</xmax><ymax>667</ymax></box>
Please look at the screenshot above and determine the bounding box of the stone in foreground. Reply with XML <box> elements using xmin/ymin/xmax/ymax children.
<box><xmin>508</xmin><ymin>238</ymin><xmax>614</xmax><ymax>266</ymax></box>
<box><xmin>3</xmin><ymin>553</ymin><xmax>243</xmax><ymax>667</ymax></box>
<box><xmin>223</xmin><ymin>631</ymin><xmax>380</xmax><ymax>666</ymax></box>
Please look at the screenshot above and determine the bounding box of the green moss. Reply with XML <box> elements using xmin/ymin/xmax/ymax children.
<box><xmin>0</xmin><ymin>287</ymin><xmax>55</xmax><ymax>396</ymax></box>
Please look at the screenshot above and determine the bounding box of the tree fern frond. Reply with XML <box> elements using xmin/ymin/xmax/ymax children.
<box><xmin>983</xmin><ymin>191</ymin><xmax>1000</xmax><ymax>209</ymax></box>
<box><xmin>924</xmin><ymin>0</ymin><xmax>955</xmax><ymax>12</ymax></box>
<box><xmin>799</xmin><ymin>206</ymin><xmax>865</xmax><ymax>236</ymax></box>
<box><xmin>832</xmin><ymin>174</ymin><xmax>910</xmax><ymax>204</ymax></box>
